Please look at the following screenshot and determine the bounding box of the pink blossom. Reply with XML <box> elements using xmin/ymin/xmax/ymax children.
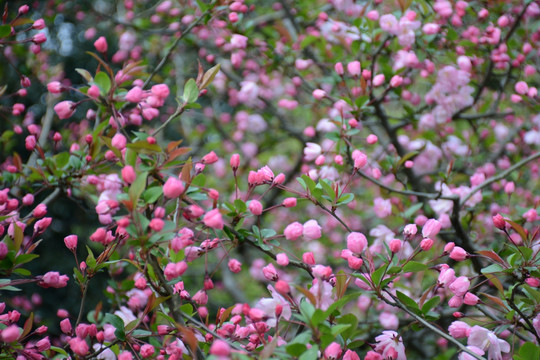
<box><xmin>210</xmin><ymin>340</ymin><xmax>230</xmax><ymax>356</ymax></box>
<box><xmin>1</xmin><ymin>325</ymin><xmax>20</xmax><ymax>342</ymax></box>
<box><xmin>374</xmin><ymin>331</ymin><xmax>406</xmax><ymax>360</ymax></box>
<box><xmin>373</xmin><ymin>197</ymin><xmax>392</xmax><ymax>218</ymax></box>
<box><xmin>276</xmin><ymin>253</ymin><xmax>289</xmax><ymax>266</ymax></box>
<box><xmin>449</xmin><ymin>246</ymin><xmax>468</xmax><ymax>261</ymax></box>
<box><xmin>449</xmin><ymin>276</ymin><xmax>470</xmax><ymax>296</ymax></box>
<box><xmin>347</xmin><ymin>232</ymin><xmax>368</xmax><ymax>254</ymax></box>
<box><xmin>203</xmin><ymin>209</ymin><xmax>224</xmax><ymax>229</ymax></box>
<box><xmin>163</xmin><ymin>177</ymin><xmax>184</xmax><ymax>198</ymax></box>
<box><xmin>324</xmin><ymin>342</ymin><xmax>342</xmax><ymax>359</ymax></box>
<box><xmin>64</xmin><ymin>235</ymin><xmax>78</xmax><ymax>250</ymax></box>
<box><xmin>54</xmin><ymin>101</ymin><xmax>76</xmax><ymax>119</ymax></box>
<box><xmin>284</xmin><ymin>222</ymin><xmax>303</xmax><ymax>240</ymax></box>
<box><xmin>422</xmin><ymin>219</ymin><xmax>442</xmax><ymax>238</ymax></box>
<box><xmin>38</xmin><ymin>271</ymin><xmax>69</xmax><ymax>288</ymax></box>
<box><xmin>467</xmin><ymin>326</ymin><xmax>510</xmax><ymax>360</ymax></box>
<box><xmin>94</xmin><ymin>36</ymin><xmax>108</xmax><ymax>52</ymax></box>
<box><xmin>303</xmin><ymin>219</ymin><xmax>321</xmax><ymax>240</ymax></box>
<box><xmin>248</xmin><ymin>200</ymin><xmax>263</xmax><ymax>215</ymax></box>
<box><xmin>449</xmin><ymin>321</ymin><xmax>471</xmax><ymax>338</ymax></box>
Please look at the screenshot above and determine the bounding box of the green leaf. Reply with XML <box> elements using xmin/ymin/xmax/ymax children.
<box><xmin>86</xmin><ymin>246</ymin><xmax>97</xmax><ymax>269</ymax></box>
<box><xmin>200</xmin><ymin>63</ymin><xmax>221</xmax><ymax>89</ymax></box>
<box><xmin>142</xmin><ymin>187</ymin><xmax>163</xmax><ymax>204</ymax></box>
<box><xmin>76</xmin><ymin>68</ymin><xmax>93</xmax><ymax>82</ymax></box>
<box><xmin>104</xmin><ymin>313</ymin><xmax>126</xmax><ymax>341</ymax></box>
<box><xmin>331</xmin><ymin>323</ymin><xmax>351</xmax><ymax>336</ymax></box>
<box><xmin>403</xmin><ymin>203</ymin><xmax>423</xmax><ymax>218</ymax></box>
<box><xmin>286</xmin><ymin>343</ymin><xmax>307</xmax><ymax>356</ymax></box>
<box><xmin>129</xmin><ymin>172</ymin><xmax>148</xmax><ymax>205</ymax></box>
<box><xmin>0</xmin><ymin>25</ymin><xmax>12</xmax><ymax>38</ymax></box>
<box><xmin>94</xmin><ymin>72</ymin><xmax>111</xmax><ymax>94</ymax></box>
<box><xmin>515</xmin><ymin>342</ymin><xmax>540</xmax><ymax>360</ymax></box>
<box><xmin>183</xmin><ymin>79</ymin><xmax>199</xmax><ymax>103</ymax></box>
<box><xmin>402</xmin><ymin>261</ymin><xmax>428</xmax><ymax>273</ymax></box>
<box><xmin>50</xmin><ymin>346</ymin><xmax>69</xmax><ymax>356</ymax></box>
<box><xmin>126</xmin><ymin>141</ymin><xmax>161</xmax><ymax>154</ymax></box>
<box><xmin>298</xmin><ymin>345</ymin><xmax>319</xmax><ymax>360</ymax></box>
<box><xmin>421</xmin><ymin>296</ymin><xmax>440</xmax><ymax>314</ymax></box>
<box><xmin>235</xmin><ymin>199</ymin><xmax>247</xmax><ymax>213</ymax></box>
<box><xmin>481</xmin><ymin>264</ymin><xmax>504</xmax><ymax>274</ymax></box>
<box><xmin>319</xmin><ymin>179</ymin><xmax>336</xmax><ymax>201</ymax></box>
<box><xmin>14</xmin><ymin>254</ymin><xmax>39</xmax><ymax>266</ymax></box>
<box><xmin>396</xmin><ymin>290</ymin><xmax>420</xmax><ymax>314</ymax></box>
<box><xmin>370</xmin><ymin>266</ymin><xmax>387</xmax><ymax>287</ymax></box>
<box><xmin>337</xmin><ymin>193</ymin><xmax>354</xmax><ymax>206</ymax></box>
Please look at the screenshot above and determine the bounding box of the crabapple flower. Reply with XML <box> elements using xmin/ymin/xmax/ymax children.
<box><xmin>54</xmin><ymin>101</ymin><xmax>76</xmax><ymax>119</ymax></box>
<box><xmin>303</xmin><ymin>219</ymin><xmax>322</xmax><ymax>240</ymax></box>
<box><xmin>324</xmin><ymin>342</ymin><xmax>342</xmax><ymax>359</ymax></box>
<box><xmin>467</xmin><ymin>326</ymin><xmax>510</xmax><ymax>360</ymax></box>
<box><xmin>94</xmin><ymin>36</ymin><xmax>108</xmax><ymax>52</ymax></box>
<box><xmin>449</xmin><ymin>246</ymin><xmax>468</xmax><ymax>261</ymax></box>
<box><xmin>347</xmin><ymin>232</ymin><xmax>368</xmax><ymax>254</ymax></box>
<box><xmin>449</xmin><ymin>276</ymin><xmax>470</xmax><ymax>297</ymax></box>
<box><xmin>255</xmin><ymin>285</ymin><xmax>292</xmax><ymax>327</ymax></box>
<box><xmin>284</xmin><ymin>222</ymin><xmax>303</xmax><ymax>240</ymax></box>
<box><xmin>449</xmin><ymin>321</ymin><xmax>471</xmax><ymax>338</ymax></box>
<box><xmin>304</xmin><ymin>142</ymin><xmax>322</xmax><ymax>161</ymax></box>
<box><xmin>163</xmin><ymin>177</ymin><xmax>184</xmax><ymax>198</ymax></box>
<box><xmin>203</xmin><ymin>209</ymin><xmax>224</xmax><ymax>229</ymax></box>
<box><xmin>1</xmin><ymin>325</ymin><xmax>20</xmax><ymax>342</ymax></box>
<box><xmin>422</xmin><ymin>219</ymin><xmax>441</xmax><ymax>238</ymax></box>
<box><xmin>374</xmin><ymin>331</ymin><xmax>406</xmax><ymax>360</ymax></box>
<box><xmin>373</xmin><ymin>197</ymin><xmax>392</xmax><ymax>218</ymax></box>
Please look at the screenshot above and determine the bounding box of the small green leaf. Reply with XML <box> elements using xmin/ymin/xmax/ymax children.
<box><xmin>103</xmin><ymin>313</ymin><xmax>126</xmax><ymax>341</ymax></box>
<box><xmin>481</xmin><ymin>264</ymin><xmax>504</xmax><ymax>274</ymax></box>
<box><xmin>337</xmin><ymin>193</ymin><xmax>354</xmax><ymax>206</ymax></box>
<box><xmin>403</xmin><ymin>203</ymin><xmax>423</xmax><ymax>218</ymax></box>
<box><xmin>183</xmin><ymin>79</ymin><xmax>199</xmax><ymax>103</ymax></box>
<box><xmin>142</xmin><ymin>187</ymin><xmax>163</xmax><ymax>204</ymax></box>
<box><xmin>370</xmin><ymin>266</ymin><xmax>387</xmax><ymax>287</ymax></box>
<box><xmin>129</xmin><ymin>172</ymin><xmax>148</xmax><ymax>205</ymax></box>
<box><xmin>421</xmin><ymin>296</ymin><xmax>440</xmax><ymax>314</ymax></box>
<box><xmin>396</xmin><ymin>290</ymin><xmax>420</xmax><ymax>314</ymax></box>
<box><xmin>94</xmin><ymin>72</ymin><xmax>111</xmax><ymax>94</ymax></box>
<box><xmin>0</xmin><ymin>25</ymin><xmax>12</xmax><ymax>38</ymax></box>
<box><xmin>402</xmin><ymin>261</ymin><xmax>428</xmax><ymax>273</ymax></box>
<box><xmin>200</xmin><ymin>63</ymin><xmax>221</xmax><ymax>89</ymax></box>
<box><xmin>319</xmin><ymin>179</ymin><xmax>336</xmax><ymax>201</ymax></box>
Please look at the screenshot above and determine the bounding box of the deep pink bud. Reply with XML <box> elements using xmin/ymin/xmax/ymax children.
<box><xmin>210</xmin><ymin>340</ymin><xmax>231</xmax><ymax>356</ymax></box>
<box><xmin>54</xmin><ymin>101</ymin><xmax>76</xmax><ymax>119</ymax></box>
<box><xmin>284</xmin><ymin>222</ymin><xmax>303</xmax><ymax>240</ymax></box>
<box><xmin>275</xmin><ymin>280</ymin><xmax>290</xmax><ymax>294</ymax></box>
<box><xmin>389</xmin><ymin>239</ymin><xmax>402</xmax><ymax>253</ymax></box>
<box><xmin>302</xmin><ymin>252</ymin><xmax>315</xmax><ymax>265</ymax></box>
<box><xmin>248</xmin><ymin>200</ymin><xmax>263</xmax><ymax>215</ymax></box>
<box><xmin>324</xmin><ymin>342</ymin><xmax>342</xmax><ymax>359</ymax></box>
<box><xmin>228</xmin><ymin>259</ymin><xmax>242</xmax><ymax>273</ymax></box>
<box><xmin>203</xmin><ymin>209</ymin><xmax>224</xmax><ymax>229</ymax></box>
<box><xmin>126</xmin><ymin>86</ymin><xmax>144</xmax><ymax>103</ymax></box>
<box><xmin>347</xmin><ymin>232</ymin><xmax>367</xmax><ymax>254</ymax></box>
<box><xmin>276</xmin><ymin>253</ymin><xmax>289</xmax><ymax>266</ymax></box>
<box><xmin>121</xmin><ymin>165</ymin><xmax>136</xmax><ymax>184</ymax></box>
<box><xmin>420</xmin><ymin>238</ymin><xmax>434</xmax><ymax>251</ymax></box>
<box><xmin>334</xmin><ymin>62</ymin><xmax>344</xmax><ymax>75</ymax></box>
<box><xmin>94</xmin><ymin>36</ymin><xmax>108</xmax><ymax>52</ymax></box>
<box><xmin>32</xmin><ymin>33</ymin><xmax>47</xmax><ymax>44</ymax></box>
<box><xmin>262</xmin><ymin>263</ymin><xmax>278</xmax><ymax>281</ymax></box>
<box><xmin>230</xmin><ymin>153</ymin><xmax>240</xmax><ymax>169</ymax></box>
<box><xmin>492</xmin><ymin>214</ymin><xmax>505</xmax><ymax>230</ymax></box>
<box><xmin>64</xmin><ymin>235</ymin><xmax>78</xmax><ymax>250</ymax></box>
<box><xmin>449</xmin><ymin>246</ymin><xmax>468</xmax><ymax>261</ymax></box>
<box><xmin>422</xmin><ymin>219</ymin><xmax>442</xmax><ymax>238</ymax></box>
<box><xmin>282</xmin><ymin>197</ymin><xmax>297</xmax><ymax>207</ymax></box>
<box><xmin>347</xmin><ymin>61</ymin><xmax>361</xmax><ymax>77</ymax></box>
<box><xmin>163</xmin><ymin>177</ymin><xmax>184</xmax><ymax>198</ymax></box>
<box><xmin>202</xmin><ymin>151</ymin><xmax>218</xmax><ymax>164</ymax></box>
<box><xmin>33</xmin><ymin>19</ymin><xmax>46</xmax><ymax>30</ymax></box>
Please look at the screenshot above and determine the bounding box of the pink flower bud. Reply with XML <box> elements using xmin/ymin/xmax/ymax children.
<box><xmin>334</xmin><ymin>62</ymin><xmax>344</xmax><ymax>75</ymax></box>
<box><xmin>422</xmin><ymin>219</ymin><xmax>442</xmax><ymax>238</ymax></box>
<box><xmin>463</xmin><ymin>292</ymin><xmax>479</xmax><ymax>305</ymax></box>
<box><xmin>203</xmin><ymin>209</ymin><xmax>224</xmax><ymax>229</ymax></box>
<box><xmin>25</xmin><ymin>135</ymin><xmax>37</xmax><ymax>151</ymax></box>
<box><xmin>210</xmin><ymin>340</ymin><xmax>230</xmax><ymax>356</ymax></box>
<box><xmin>372</xmin><ymin>74</ymin><xmax>385</xmax><ymax>87</ymax></box>
<box><xmin>420</xmin><ymin>238</ymin><xmax>434</xmax><ymax>251</ymax></box>
<box><xmin>32</xmin><ymin>19</ymin><xmax>46</xmax><ymax>30</ymax></box>
<box><xmin>390</xmin><ymin>75</ymin><xmax>403</xmax><ymax>87</ymax></box>
<box><xmin>121</xmin><ymin>165</ymin><xmax>136</xmax><ymax>184</ymax></box>
<box><xmin>126</xmin><ymin>86</ymin><xmax>144</xmax><ymax>103</ymax></box>
<box><xmin>18</xmin><ymin>5</ymin><xmax>29</xmax><ymax>14</ymax></box>
<box><xmin>230</xmin><ymin>153</ymin><xmax>240</xmax><ymax>169</ymax></box>
<box><xmin>347</xmin><ymin>61</ymin><xmax>361</xmax><ymax>76</ymax></box>
<box><xmin>282</xmin><ymin>197</ymin><xmax>297</xmax><ymax>207</ymax></box>
<box><xmin>312</xmin><ymin>89</ymin><xmax>326</xmax><ymax>100</ymax></box>
<box><xmin>515</xmin><ymin>81</ymin><xmax>528</xmax><ymax>95</ymax></box>
<box><xmin>302</xmin><ymin>252</ymin><xmax>315</xmax><ymax>265</ymax></box>
<box><xmin>64</xmin><ymin>235</ymin><xmax>78</xmax><ymax>250</ymax></box>
<box><xmin>347</xmin><ymin>256</ymin><xmax>363</xmax><ymax>270</ymax></box>
<box><xmin>163</xmin><ymin>177</ymin><xmax>184</xmax><ymax>198</ymax></box>
<box><xmin>1</xmin><ymin>325</ymin><xmax>20</xmax><ymax>342</ymax></box>
<box><xmin>54</xmin><ymin>101</ymin><xmax>76</xmax><ymax>119</ymax></box>
<box><xmin>448</xmin><ymin>321</ymin><xmax>470</xmax><ymax>338</ymax></box>
<box><xmin>443</xmin><ymin>242</ymin><xmax>455</xmax><ymax>253</ymax></box>
<box><xmin>149</xmin><ymin>218</ymin><xmax>164</xmax><ymax>232</ymax></box>
<box><xmin>449</xmin><ymin>276</ymin><xmax>470</xmax><ymax>296</ymax></box>
<box><xmin>32</xmin><ymin>33</ymin><xmax>47</xmax><ymax>44</ymax></box>
<box><xmin>275</xmin><ymin>280</ymin><xmax>290</xmax><ymax>294</ymax></box>
<box><xmin>276</xmin><ymin>253</ymin><xmax>289</xmax><ymax>266</ymax></box>
<box><xmin>248</xmin><ymin>200</ymin><xmax>263</xmax><ymax>215</ymax></box>
<box><xmin>389</xmin><ymin>239</ymin><xmax>402</xmax><ymax>253</ymax></box>
<box><xmin>111</xmin><ymin>133</ymin><xmax>127</xmax><ymax>150</ymax></box>
<box><xmin>352</xmin><ymin>150</ymin><xmax>367</xmax><ymax>169</ymax></box>
<box><xmin>262</xmin><ymin>263</ymin><xmax>278</xmax><ymax>281</ymax></box>
<box><xmin>151</xmin><ymin>84</ymin><xmax>170</xmax><ymax>99</ymax></box>
<box><xmin>347</xmin><ymin>232</ymin><xmax>368</xmax><ymax>254</ymax></box>
<box><xmin>228</xmin><ymin>259</ymin><xmax>242</xmax><ymax>273</ymax></box>
<box><xmin>525</xmin><ymin>277</ymin><xmax>540</xmax><ymax>287</ymax></box>
<box><xmin>94</xmin><ymin>36</ymin><xmax>108</xmax><ymax>53</ymax></box>
<box><xmin>202</xmin><ymin>151</ymin><xmax>218</xmax><ymax>164</ymax></box>
<box><xmin>284</xmin><ymin>222</ymin><xmax>303</xmax><ymax>240</ymax></box>
<box><xmin>492</xmin><ymin>214</ymin><xmax>506</xmax><ymax>230</ymax></box>
<box><xmin>303</xmin><ymin>219</ymin><xmax>321</xmax><ymax>240</ymax></box>
<box><xmin>324</xmin><ymin>342</ymin><xmax>342</xmax><ymax>360</ymax></box>
<box><xmin>47</xmin><ymin>81</ymin><xmax>62</xmax><ymax>94</ymax></box>
<box><xmin>449</xmin><ymin>246</ymin><xmax>468</xmax><ymax>261</ymax></box>
<box><xmin>87</xmin><ymin>85</ymin><xmax>100</xmax><ymax>99</ymax></box>
<box><xmin>274</xmin><ymin>173</ymin><xmax>286</xmax><ymax>184</ymax></box>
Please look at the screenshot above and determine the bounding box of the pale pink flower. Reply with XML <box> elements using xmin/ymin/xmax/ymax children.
<box><xmin>467</xmin><ymin>326</ymin><xmax>510</xmax><ymax>360</ymax></box>
<box><xmin>374</xmin><ymin>331</ymin><xmax>406</xmax><ymax>360</ymax></box>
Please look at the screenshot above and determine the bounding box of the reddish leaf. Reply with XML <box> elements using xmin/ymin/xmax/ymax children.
<box><xmin>479</xmin><ymin>292</ymin><xmax>508</xmax><ymax>310</ymax></box>
<box><xmin>295</xmin><ymin>285</ymin><xmax>317</xmax><ymax>306</ymax></box>
<box><xmin>477</xmin><ymin>250</ymin><xmax>505</xmax><ymax>265</ymax></box>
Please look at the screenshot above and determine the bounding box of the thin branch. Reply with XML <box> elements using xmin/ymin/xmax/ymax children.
<box><xmin>459</xmin><ymin>152</ymin><xmax>540</xmax><ymax>209</ymax></box>
<box><xmin>385</xmin><ymin>291</ymin><xmax>487</xmax><ymax>360</ymax></box>
<box><xmin>142</xmin><ymin>1</ymin><xmax>217</xmax><ymax>90</ymax></box>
